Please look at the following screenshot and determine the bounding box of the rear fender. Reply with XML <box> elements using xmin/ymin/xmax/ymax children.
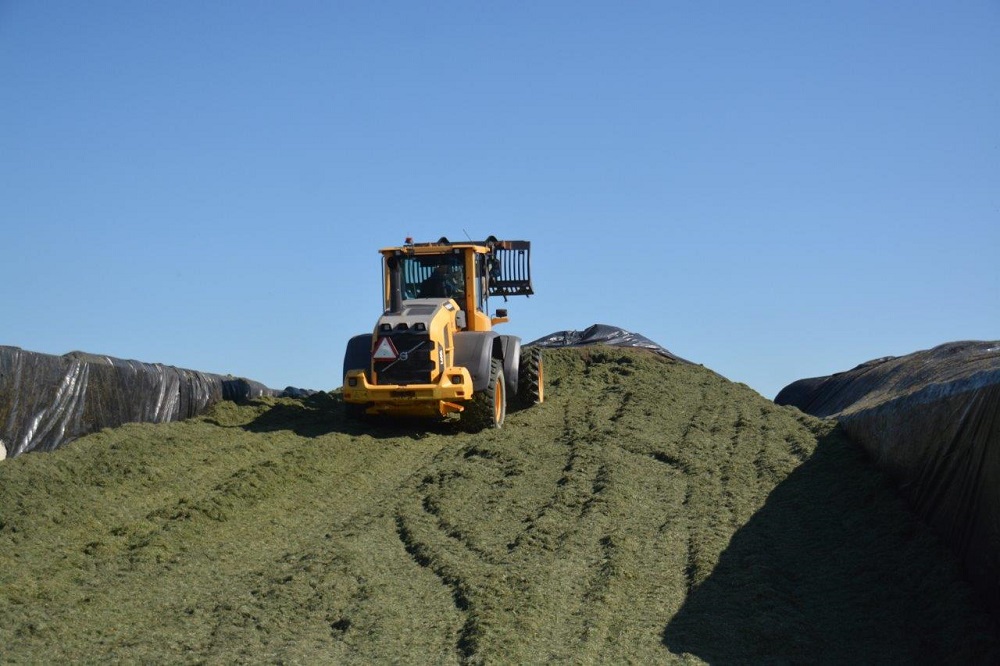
<box><xmin>343</xmin><ymin>333</ymin><xmax>373</xmax><ymax>385</ymax></box>
<box><xmin>498</xmin><ymin>335</ymin><xmax>521</xmax><ymax>398</ymax></box>
<box><xmin>454</xmin><ymin>332</ymin><xmax>499</xmax><ymax>392</ymax></box>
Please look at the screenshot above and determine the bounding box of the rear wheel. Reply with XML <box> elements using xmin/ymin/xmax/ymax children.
<box><xmin>464</xmin><ymin>358</ymin><xmax>506</xmax><ymax>431</ymax></box>
<box><xmin>518</xmin><ymin>348</ymin><xmax>544</xmax><ymax>407</ymax></box>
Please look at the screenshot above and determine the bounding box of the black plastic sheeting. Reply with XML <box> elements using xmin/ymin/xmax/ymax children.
<box><xmin>775</xmin><ymin>341</ymin><xmax>1000</xmax><ymax>612</ymax></box>
<box><xmin>0</xmin><ymin>346</ymin><xmax>281</xmax><ymax>458</ymax></box>
<box><xmin>528</xmin><ymin>323</ymin><xmax>692</xmax><ymax>364</ymax></box>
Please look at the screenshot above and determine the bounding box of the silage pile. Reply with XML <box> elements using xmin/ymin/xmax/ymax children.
<box><xmin>1</xmin><ymin>347</ymin><xmax>996</xmax><ymax>663</ymax></box>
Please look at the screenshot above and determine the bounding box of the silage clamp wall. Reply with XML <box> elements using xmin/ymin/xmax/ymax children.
<box><xmin>0</xmin><ymin>346</ymin><xmax>275</xmax><ymax>457</ymax></box>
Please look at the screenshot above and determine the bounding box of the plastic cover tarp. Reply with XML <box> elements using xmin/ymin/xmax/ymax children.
<box><xmin>0</xmin><ymin>346</ymin><xmax>278</xmax><ymax>458</ymax></box>
<box><xmin>528</xmin><ymin>323</ymin><xmax>692</xmax><ymax>364</ymax></box>
<box><xmin>775</xmin><ymin>341</ymin><xmax>1000</xmax><ymax>612</ymax></box>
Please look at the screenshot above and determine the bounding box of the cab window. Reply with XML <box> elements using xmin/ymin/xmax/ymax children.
<box><xmin>401</xmin><ymin>255</ymin><xmax>465</xmax><ymax>302</ymax></box>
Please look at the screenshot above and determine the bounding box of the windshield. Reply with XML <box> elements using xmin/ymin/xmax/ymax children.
<box><xmin>400</xmin><ymin>254</ymin><xmax>466</xmax><ymax>301</ymax></box>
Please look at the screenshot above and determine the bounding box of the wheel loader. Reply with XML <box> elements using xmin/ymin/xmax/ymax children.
<box><xmin>342</xmin><ymin>236</ymin><xmax>543</xmax><ymax>429</ymax></box>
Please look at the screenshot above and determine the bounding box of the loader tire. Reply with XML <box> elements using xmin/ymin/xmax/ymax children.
<box><xmin>518</xmin><ymin>348</ymin><xmax>544</xmax><ymax>407</ymax></box>
<box><xmin>464</xmin><ymin>358</ymin><xmax>506</xmax><ymax>431</ymax></box>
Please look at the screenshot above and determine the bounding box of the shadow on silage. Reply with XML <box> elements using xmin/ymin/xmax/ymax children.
<box><xmin>235</xmin><ymin>391</ymin><xmax>462</xmax><ymax>440</ymax></box>
<box><xmin>662</xmin><ymin>428</ymin><xmax>1000</xmax><ymax>664</ymax></box>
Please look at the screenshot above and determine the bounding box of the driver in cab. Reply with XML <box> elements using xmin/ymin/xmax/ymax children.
<box><xmin>419</xmin><ymin>263</ymin><xmax>464</xmax><ymax>300</ymax></box>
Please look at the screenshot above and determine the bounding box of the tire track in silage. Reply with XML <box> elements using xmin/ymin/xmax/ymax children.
<box><xmin>391</xmin><ymin>441</ymin><xmax>510</xmax><ymax>663</ymax></box>
<box><xmin>385</xmin><ymin>352</ymin><xmax>751</xmax><ymax>662</ymax></box>
<box><xmin>556</xmin><ymin>368</ymin><xmax>698</xmax><ymax>661</ymax></box>
<box><xmin>401</xmin><ymin>381</ymin><xmax>631</xmax><ymax>662</ymax></box>
<box><xmin>529</xmin><ymin>388</ymin><xmax>624</xmax><ymax>657</ymax></box>
<box><xmin>187</xmin><ymin>437</ymin><xmax>463</xmax><ymax>662</ymax></box>
<box><xmin>532</xmin><ymin>356</ymin><xmax>727</xmax><ymax>661</ymax></box>
<box><xmin>384</xmin><ymin>394</ymin><xmax>615</xmax><ymax>664</ymax></box>
<box><xmin>665</xmin><ymin>374</ymin><xmax>716</xmax><ymax>595</ymax></box>
<box><xmin>393</xmin><ymin>507</ymin><xmax>482</xmax><ymax>662</ymax></box>
<box><xmin>525</xmin><ymin>378</ymin><xmax>685</xmax><ymax>659</ymax></box>
<box><xmin>683</xmin><ymin>382</ymin><xmax>765</xmax><ymax>589</ymax></box>
<box><xmin>504</xmin><ymin>393</ymin><xmax>604</xmax><ymax>555</ymax></box>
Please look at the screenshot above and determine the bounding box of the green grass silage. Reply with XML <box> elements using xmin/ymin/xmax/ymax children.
<box><xmin>0</xmin><ymin>348</ymin><xmax>996</xmax><ymax>663</ymax></box>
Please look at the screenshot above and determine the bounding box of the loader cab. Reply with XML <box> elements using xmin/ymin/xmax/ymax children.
<box><xmin>382</xmin><ymin>248</ymin><xmax>488</xmax><ymax>331</ymax></box>
<box><xmin>381</xmin><ymin>237</ymin><xmax>533</xmax><ymax>332</ymax></box>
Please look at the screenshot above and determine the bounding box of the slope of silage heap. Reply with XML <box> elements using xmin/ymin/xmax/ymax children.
<box><xmin>1</xmin><ymin>347</ymin><xmax>996</xmax><ymax>663</ymax></box>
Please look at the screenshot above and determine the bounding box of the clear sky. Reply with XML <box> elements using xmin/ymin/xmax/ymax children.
<box><xmin>2</xmin><ymin>2</ymin><xmax>997</xmax><ymax>399</ymax></box>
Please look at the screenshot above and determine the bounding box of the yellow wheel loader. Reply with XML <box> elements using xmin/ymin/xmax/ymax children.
<box><xmin>342</xmin><ymin>236</ymin><xmax>543</xmax><ymax>430</ymax></box>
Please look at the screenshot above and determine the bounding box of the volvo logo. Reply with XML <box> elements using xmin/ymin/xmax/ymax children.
<box><xmin>399</xmin><ymin>351</ymin><xmax>409</xmax><ymax>361</ymax></box>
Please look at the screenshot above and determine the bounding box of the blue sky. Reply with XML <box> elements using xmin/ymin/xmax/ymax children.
<box><xmin>2</xmin><ymin>1</ymin><xmax>997</xmax><ymax>399</ymax></box>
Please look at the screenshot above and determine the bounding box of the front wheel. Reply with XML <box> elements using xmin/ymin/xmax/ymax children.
<box><xmin>518</xmin><ymin>348</ymin><xmax>544</xmax><ymax>407</ymax></box>
<box><xmin>464</xmin><ymin>358</ymin><xmax>506</xmax><ymax>431</ymax></box>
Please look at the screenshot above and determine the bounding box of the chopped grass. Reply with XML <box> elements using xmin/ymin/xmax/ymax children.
<box><xmin>1</xmin><ymin>348</ymin><xmax>996</xmax><ymax>663</ymax></box>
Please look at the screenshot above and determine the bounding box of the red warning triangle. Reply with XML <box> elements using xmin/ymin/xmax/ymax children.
<box><xmin>373</xmin><ymin>337</ymin><xmax>398</xmax><ymax>361</ymax></box>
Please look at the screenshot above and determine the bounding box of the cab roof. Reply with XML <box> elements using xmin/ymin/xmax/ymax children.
<box><xmin>379</xmin><ymin>236</ymin><xmax>529</xmax><ymax>256</ymax></box>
